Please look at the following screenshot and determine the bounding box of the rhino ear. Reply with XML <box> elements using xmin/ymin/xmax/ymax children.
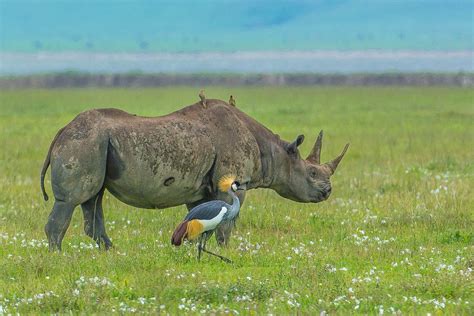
<box><xmin>286</xmin><ymin>134</ymin><xmax>305</xmax><ymax>154</ymax></box>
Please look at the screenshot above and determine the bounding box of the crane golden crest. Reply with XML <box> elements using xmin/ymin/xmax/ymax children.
<box><xmin>218</xmin><ymin>174</ymin><xmax>236</xmax><ymax>192</ymax></box>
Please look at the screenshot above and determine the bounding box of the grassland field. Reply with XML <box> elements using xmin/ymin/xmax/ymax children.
<box><xmin>0</xmin><ymin>87</ymin><xmax>472</xmax><ymax>314</ymax></box>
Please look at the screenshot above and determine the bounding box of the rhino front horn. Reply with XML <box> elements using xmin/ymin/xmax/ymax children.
<box><xmin>325</xmin><ymin>143</ymin><xmax>350</xmax><ymax>175</ymax></box>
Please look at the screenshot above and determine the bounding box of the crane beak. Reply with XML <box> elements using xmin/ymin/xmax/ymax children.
<box><xmin>237</xmin><ymin>182</ymin><xmax>247</xmax><ymax>191</ymax></box>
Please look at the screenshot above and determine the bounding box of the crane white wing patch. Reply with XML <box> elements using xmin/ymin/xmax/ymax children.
<box><xmin>200</xmin><ymin>207</ymin><xmax>227</xmax><ymax>231</ymax></box>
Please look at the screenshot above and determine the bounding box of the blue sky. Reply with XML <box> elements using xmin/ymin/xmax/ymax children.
<box><xmin>0</xmin><ymin>0</ymin><xmax>472</xmax><ymax>52</ymax></box>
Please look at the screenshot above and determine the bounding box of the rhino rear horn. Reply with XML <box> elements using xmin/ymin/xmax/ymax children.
<box><xmin>286</xmin><ymin>134</ymin><xmax>305</xmax><ymax>154</ymax></box>
<box><xmin>325</xmin><ymin>143</ymin><xmax>350</xmax><ymax>175</ymax></box>
<box><xmin>306</xmin><ymin>130</ymin><xmax>323</xmax><ymax>164</ymax></box>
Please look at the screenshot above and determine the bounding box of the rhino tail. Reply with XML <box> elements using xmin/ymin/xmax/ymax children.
<box><xmin>171</xmin><ymin>220</ymin><xmax>189</xmax><ymax>246</ymax></box>
<box><xmin>40</xmin><ymin>127</ymin><xmax>65</xmax><ymax>201</ymax></box>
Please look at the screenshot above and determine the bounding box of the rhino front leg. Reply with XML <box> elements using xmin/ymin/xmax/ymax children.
<box><xmin>215</xmin><ymin>190</ymin><xmax>245</xmax><ymax>246</ymax></box>
<box><xmin>215</xmin><ymin>220</ymin><xmax>235</xmax><ymax>247</ymax></box>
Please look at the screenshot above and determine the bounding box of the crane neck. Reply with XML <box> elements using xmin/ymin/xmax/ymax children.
<box><xmin>227</xmin><ymin>190</ymin><xmax>241</xmax><ymax>219</ymax></box>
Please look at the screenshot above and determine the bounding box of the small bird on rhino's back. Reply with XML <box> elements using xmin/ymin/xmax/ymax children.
<box><xmin>171</xmin><ymin>174</ymin><xmax>242</xmax><ymax>263</ymax></box>
<box><xmin>229</xmin><ymin>95</ymin><xmax>236</xmax><ymax>107</ymax></box>
<box><xmin>199</xmin><ymin>89</ymin><xmax>207</xmax><ymax>108</ymax></box>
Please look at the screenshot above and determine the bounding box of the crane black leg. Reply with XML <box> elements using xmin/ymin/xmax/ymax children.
<box><xmin>201</xmin><ymin>235</ymin><xmax>232</xmax><ymax>263</ymax></box>
<box><xmin>197</xmin><ymin>232</ymin><xmax>232</xmax><ymax>263</ymax></box>
<box><xmin>197</xmin><ymin>233</ymin><xmax>209</xmax><ymax>261</ymax></box>
<box><xmin>201</xmin><ymin>247</ymin><xmax>233</xmax><ymax>264</ymax></box>
<box><xmin>197</xmin><ymin>236</ymin><xmax>204</xmax><ymax>261</ymax></box>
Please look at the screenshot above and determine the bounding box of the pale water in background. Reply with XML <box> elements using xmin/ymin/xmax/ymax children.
<box><xmin>0</xmin><ymin>0</ymin><xmax>472</xmax><ymax>74</ymax></box>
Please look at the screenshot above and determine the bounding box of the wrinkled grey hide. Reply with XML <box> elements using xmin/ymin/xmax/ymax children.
<box><xmin>41</xmin><ymin>99</ymin><xmax>348</xmax><ymax>251</ymax></box>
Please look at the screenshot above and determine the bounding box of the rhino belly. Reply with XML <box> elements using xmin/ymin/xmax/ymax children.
<box><xmin>105</xmin><ymin>176</ymin><xmax>208</xmax><ymax>209</ymax></box>
<box><xmin>103</xmin><ymin>131</ymin><xmax>215</xmax><ymax>209</ymax></box>
<box><xmin>106</xmin><ymin>179</ymin><xmax>205</xmax><ymax>209</ymax></box>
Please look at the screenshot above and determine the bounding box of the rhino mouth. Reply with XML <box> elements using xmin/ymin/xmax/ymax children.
<box><xmin>309</xmin><ymin>189</ymin><xmax>331</xmax><ymax>203</ymax></box>
<box><xmin>283</xmin><ymin>191</ymin><xmax>328</xmax><ymax>203</ymax></box>
<box><xmin>309</xmin><ymin>195</ymin><xmax>328</xmax><ymax>203</ymax></box>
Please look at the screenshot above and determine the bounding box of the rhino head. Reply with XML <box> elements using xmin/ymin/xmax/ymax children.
<box><xmin>272</xmin><ymin>130</ymin><xmax>349</xmax><ymax>203</ymax></box>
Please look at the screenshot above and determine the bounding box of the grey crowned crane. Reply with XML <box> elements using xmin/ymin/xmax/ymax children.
<box><xmin>171</xmin><ymin>175</ymin><xmax>242</xmax><ymax>263</ymax></box>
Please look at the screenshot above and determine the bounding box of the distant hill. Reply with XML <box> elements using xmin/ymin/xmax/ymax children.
<box><xmin>1</xmin><ymin>73</ymin><xmax>473</xmax><ymax>89</ymax></box>
<box><xmin>0</xmin><ymin>0</ymin><xmax>472</xmax><ymax>52</ymax></box>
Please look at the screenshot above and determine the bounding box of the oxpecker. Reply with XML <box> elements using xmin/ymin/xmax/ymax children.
<box><xmin>229</xmin><ymin>95</ymin><xmax>236</xmax><ymax>106</ymax></box>
<box><xmin>199</xmin><ymin>90</ymin><xmax>207</xmax><ymax>108</ymax></box>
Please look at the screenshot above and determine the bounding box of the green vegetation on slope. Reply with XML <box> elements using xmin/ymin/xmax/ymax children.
<box><xmin>0</xmin><ymin>87</ymin><xmax>472</xmax><ymax>314</ymax></box>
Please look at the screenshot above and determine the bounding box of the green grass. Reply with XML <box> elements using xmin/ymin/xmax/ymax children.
<box><xmin>0</xmin><ymin>87</ymin><xmax>473</xmax><ymax>314</ymax></box>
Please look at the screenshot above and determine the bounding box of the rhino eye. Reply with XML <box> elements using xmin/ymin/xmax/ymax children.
<box><xmin>309</xmin><ymin>169</ymin><xmax>318</xmax><ymax>178</ymax></box>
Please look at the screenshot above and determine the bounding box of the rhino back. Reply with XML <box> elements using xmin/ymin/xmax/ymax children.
<box><xmin>49</xmin><ymin>104</ymin><xmax>262</xmax><ymax>209</ymax></box>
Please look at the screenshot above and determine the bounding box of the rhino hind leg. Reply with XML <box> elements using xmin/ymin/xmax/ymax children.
<box><xmin>45</xmin><ymin>123</ymin><xmax>109</xmax><ymax>250</ymax></box>
<box><xmin>45</xmin><ymin>201</ymin><xmax>76</xmax><ymax>251</ymax></box>
<box><xmin>81</xmin><ymin>188</ymin><xmax>112</xmax><ymax>250</ymax></box>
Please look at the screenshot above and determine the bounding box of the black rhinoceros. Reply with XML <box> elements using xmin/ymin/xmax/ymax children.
<box><xmin>41</xmin><ymin>98</ymin><xmax>348</xmax><ymax>251</ymax></box>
